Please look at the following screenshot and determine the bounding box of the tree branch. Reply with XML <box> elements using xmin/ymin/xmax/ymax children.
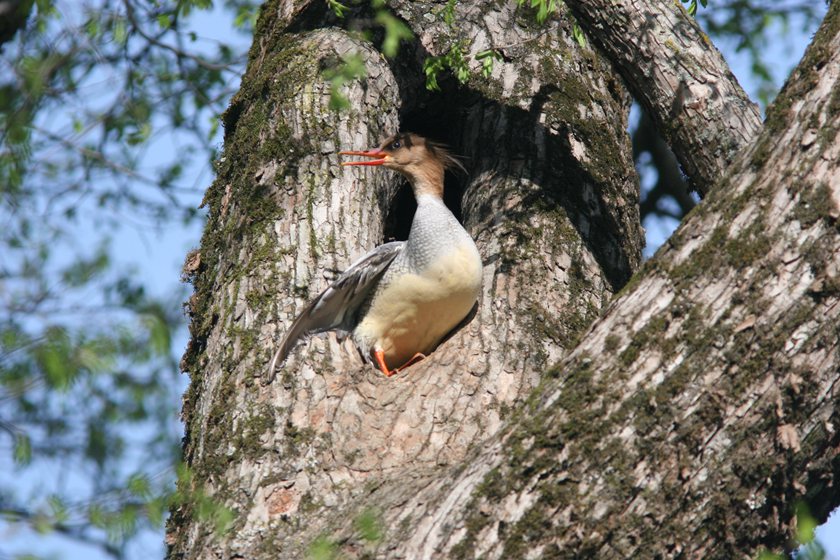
<box><xmin>564</xmin><ymin>0</ymin><xmax>763</xmax><ymax>196</ymax></box>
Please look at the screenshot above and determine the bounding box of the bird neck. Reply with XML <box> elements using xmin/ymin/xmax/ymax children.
<box><xmin>408</xmin><ymin>161</ymin><xmax>445</xmax><ymax>199</ymax></box>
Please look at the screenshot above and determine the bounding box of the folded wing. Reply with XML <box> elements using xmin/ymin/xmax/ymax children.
<box><xmin>267</xmin><ymin>241</ymin><xmax>405</xmax><ymax>380</ymax></box>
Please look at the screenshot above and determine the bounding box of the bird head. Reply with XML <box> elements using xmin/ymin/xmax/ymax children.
<box><xmin>340</xmin><ymin>133</ymin><xmax>464</xmax><ymax>196</ymax></box>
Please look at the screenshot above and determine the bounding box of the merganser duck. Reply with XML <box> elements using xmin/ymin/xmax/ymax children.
<box><xmin>268</xmin><ymin>133</ymin><xmax>482</xmax><ymax>379</ymax></box>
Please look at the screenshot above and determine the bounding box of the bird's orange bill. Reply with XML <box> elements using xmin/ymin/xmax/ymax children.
<box><xmin>339</xmin><ymin>149</ymin><xmax>388</xmax><ymax>166</ymax></box>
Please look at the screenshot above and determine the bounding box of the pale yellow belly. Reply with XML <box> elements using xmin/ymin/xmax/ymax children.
<box><xmin>355</xmin><ymin>245</ymin><xmax>482</xmax><ymax>369</ymax></box>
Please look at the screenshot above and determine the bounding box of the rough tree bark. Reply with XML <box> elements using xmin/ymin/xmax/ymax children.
<box><xmin>168</xmin><ymin>1</ymin><xmax>840</xmax><ymax>558</ymax></box>
<box><xmin>564</xmin><ymin>0</ymin><xmax>763</xmax><ymax>196</ymax></box>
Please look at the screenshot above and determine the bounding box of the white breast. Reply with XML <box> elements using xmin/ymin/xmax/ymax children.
<box><xmin>354</xmin><ymin>240</ymin><xmax>482</xmax><ymax>369</ymax></box>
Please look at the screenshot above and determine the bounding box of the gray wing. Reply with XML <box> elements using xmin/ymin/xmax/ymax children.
<box><xmin>267</xmin><ymin>241</ymin><xmax>404</xmax><ymax>381</ymax></box>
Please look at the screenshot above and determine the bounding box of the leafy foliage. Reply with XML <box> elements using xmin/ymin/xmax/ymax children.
<box><xmin>475</xmin><ymin>49</ymin><xmax>504</xmax><ymax>78</ymax></box>
<box><xmin>323</xmin><ymin>53</ymin><xmax>368</xmax><ymax>111</ymax></box>
<box><xmin>422</xmin><ymin>0</ymin><xmax>566</xmax><ymax>91</ymax></box>
<box><xmin>321</xmin><ymin>0</ymin><xmax>414</xmax><ymax>108</ymax></box>
<box><xmin>420</xmin><ymin>0</ymin><xmax>478</xmax><ymax>90</ymax></box>
<box><xmin>572</xmin><ymin>22</ymin><xmax>586</xmax><ymax>47</ymax></box>
<box><xmin>681</xmin><ymin>0</ymin><xmax>709</xmax><ymax>17</ymax></box>
<box><xmin>0</xmin><ymin>0</ymin><xmax>254</xmax><ymax>557</ymax></box>
<box><xmin>517</xmin><ymin>0</ymin><xmax>556</xmax><ymax>24</ymax></box>
<box><xmin>423</xmin><ymin>42</ymin><xmax>471</xmax><ymax>91</ymax></box>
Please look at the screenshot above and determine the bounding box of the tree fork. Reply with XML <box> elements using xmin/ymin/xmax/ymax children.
<box><xmin>169</xmin><ymin>0</ymin><xmax>642</xmax><ymax>556</ymax></box>
<box><xmin>168</xmin><ymin>1</ymin><xmax>840</xmax><ymax>559</ymax></box>
<box><xmin>363</xmin><ymin>3</ymin><xmax>840</xmax><ymax>557</ymax></box>
<box><xmin>564</xmin><ymin>0</ymin><xmax>763</xmax><ymax>196</ymax></box>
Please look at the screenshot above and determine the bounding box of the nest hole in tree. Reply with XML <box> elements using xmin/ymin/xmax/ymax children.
<box><xmin>380</xmin><ymin>91</ymin><xmax>471</xmax><ymax>242</ymax></box>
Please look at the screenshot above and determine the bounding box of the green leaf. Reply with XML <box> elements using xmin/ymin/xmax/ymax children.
<box><xmin>84</xmin><ymin>17</ymin><xmax>100</xmax><ymax>39</ymax></box>
<box><xmin>375</xmin><ymin>11</ymin><xmax>413</xmax><ymax>58</ymax></box>
<box><xmin>14</xmin><ymin>432</ymin><xmax>32</xmax><ymax>465</ymax></box>
<box><xmin>573</xmin><ymin>23</ymin><xmax>586</xmax><ymax>48</ymax></box>
<box><xmin>61</xmin><ymin>247</ymin><xmax>109</xmax><ymax>287</ymax></box>
<box><xmin>233</xmin><ymin>6</ymin><xmax>257</xmax><ymax>29</ymax></box>
<box><xmin>476</xmin><ymin>48</ymin><xmax>504</xmax><ymax>78</ymax></box>
<box><xmin>442</xmin><ymin>0</ymin><xmax>457</xmax><ymax>26</ymax></box>
<box><xmin>157</xmin><ymin>14</ymin><xmax>172</xmax><ymax>29</ymax></box>
<box><xmin>108</xmin><ymin>505</ymin><xmax>138</xmax><ymax>541</ymax></box>
<box><xmin>480</xmin><ymin>55</ymin><xmax>494</xmax><ymax>78</ymax></box>
<box><xmin>682</xmin><ymin>0</ymin><xmax>698</xmax><ymax>17</ymax></box>
<box><xmin>126</xmin><ymin>121</ymin><xmax>152</xmax><ymax>145</ymax></box>
<box><xmin>519</xmin><ymin>0</ymin><xmax>555</xmax><ymax>24</ymax></box>
<box><xmin>177</xmin><ymin>0</ymin><xmax>212</xmax><ymax>18</ymax></box>
<box><xmin>35</xmin><ymin>0</ymin><xmax>57</xmax><ymax>17</ymax></box>
<box><xmin>48</xmin><ymin>495</ymin><xmax>69</xmax><ymax>524</ymax></box>
<box><xmin>127</xmin><ymin>473</ymin><xmax>151</xmax><ymax>498</ymax></box>
<box><xmin>328</xmin><ymin>88</ymin><xmax>350</xmax><ymax>111</ymax></box>
<box><xmin>208</xmin><ymin>115</ymin><xmax>220</xmax><ymax>140</ymax></box>
<box><xmin>796</xmin><ymin>502</ymin><xmax>818</xmax><ymax>544</ymax></box>
<box><xmin>77</xmin><ymin>342</ymin><xmax>113</xmax><ymax>374</ymax></box>
<box><xmin>449</xmin><ymin>43</ymin><xmax>470</xmax><ymax>84</ymax></box>
<box><xmin>113</xmin><ymin>16</ymin><xmax>127</xmax><ymax>45</ymax></box>
<box><xmin>195</xmin><ymin>492</ymin><xmax>234</xmax><ymax>534</ymax></box>
<box><xmin>536</xmin><ymin>0</ymin><xmax>556</xmax><ymax>23</ymax></box>
<box><xmin>33</xmin><ymin>513</ymin><xmax>52</xmax><ymax>534</ymax></box>
<box><xmin>37</xmin><ymin>329</ymin><xmax>76</xmax><ymax>390</ymax></box>
<box><xmin>89</xmin><ymin>503</ymin><xmax>106</xmax><ymax>528</ymax></box>
<box><xmin>322</xmin><ymin>53</ymin><xmax>368</xmax><ymax>111</ymax></box>
<box><xmin>423</xmin><ymin>41</ymin><xmax>472</xmax><ymax>90</ymax></box>
<box><xmin>423</xmin><ymin>56</ymin><xmax>445</xmax><ymax>91</ymax></box>
<box><xmin>146</xmin><ymin>496</ymin><xmax>167</xmax><ymax>527</ymax></box>
<box><xmin>327</xmin><ymin>0</ymin><xmax>348</xmax><ymax>18</ymax></box>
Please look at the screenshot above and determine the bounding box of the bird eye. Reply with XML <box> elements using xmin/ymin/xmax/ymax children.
<box><xmin>391</xmin><ymin>140</ymin><xmax>401</xmax><ymax>149</ymax></box>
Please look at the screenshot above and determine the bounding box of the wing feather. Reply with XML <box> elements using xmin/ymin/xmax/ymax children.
<box><xmin>266</xmin><ymin>241</ymin><xmax>404</xmax><ymax>381</ymax></box>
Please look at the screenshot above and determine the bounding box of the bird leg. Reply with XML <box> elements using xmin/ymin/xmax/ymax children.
<box><xmin>373</xmin><ymin>350</ymin><xmax>427</xmax><ymax>377</ymax></box>
<box><xmin>374</xmin><ymin>349</ymin><xmax>395</xmax><ymax>377</ymax></box>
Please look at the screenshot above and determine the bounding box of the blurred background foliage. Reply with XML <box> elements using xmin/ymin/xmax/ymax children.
<box><xmin>1</xmin><ymin>0</ymin><xmax>254</xmax><ymax>557</ymax></box>
<box><xmin>0</xmin><ymin>0</ymin><xmax>829</xmax><ymax>558</ymax></box>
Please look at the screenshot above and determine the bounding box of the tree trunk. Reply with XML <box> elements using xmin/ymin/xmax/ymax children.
<box><xmin>167</xmin><ymin>1</ymin><xmax>840</xmax><ymax>559</ymax></box>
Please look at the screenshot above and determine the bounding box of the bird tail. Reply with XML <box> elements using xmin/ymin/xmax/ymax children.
<box><xmin>266</xmin><ymin>342</ymin><xmax>289</xmax><ymax>385</ymax></box>
<box><xmin>265</xmin><ymin>314</ymin><xmax>311</xmax><ymax>384</ymax></box>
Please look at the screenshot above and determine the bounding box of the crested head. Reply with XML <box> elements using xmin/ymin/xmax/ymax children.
<box><xmin>340</xmin><ymin>132</ymin><xmax>464</xmax><ymax>197</ymax></box>
<box><xmin>375</xmin><ymin>133</ymin><xmax>465</xmax><ymax>174</ymax></box>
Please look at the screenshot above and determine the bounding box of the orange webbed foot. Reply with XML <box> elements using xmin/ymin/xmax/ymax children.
<box><xmin>396</xmin><ymin>352</ymin><xmax>426</xmax><ymax>372</ymax></box>
<box><xmin>373</xmin><ymin>350</ymin><xmax>427</xmax><ymax>377</ymax></box>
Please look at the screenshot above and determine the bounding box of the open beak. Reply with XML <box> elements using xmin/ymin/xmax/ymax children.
<box><xmin>339</xmin><ymin>149</ymin><xmax>389</xmax><ymax>166</ymax></box>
